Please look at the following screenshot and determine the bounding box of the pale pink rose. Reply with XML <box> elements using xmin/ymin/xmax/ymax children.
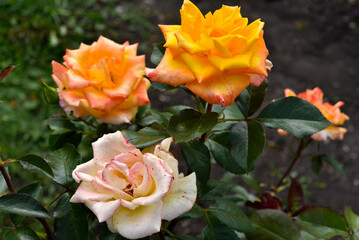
<box><xmin>70</xmin><ymin>131</ymin><xmax>197</xmax><ymax>239</ymax></box>
<box><xmin>52</xmin><ymin>36</ymin><xmax>150</xmax><ymax>125</ymax></box>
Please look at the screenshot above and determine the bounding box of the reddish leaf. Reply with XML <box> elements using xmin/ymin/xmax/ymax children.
<box><xmin>287</xmin><ymin>178</ymin><xmax>304</xmax><ymax>214</ymax></box>
<box><xmin>246</xmin><ymin>192</ymin><xmax>283</xmax><ymax>210</ymax></box>
<box><xmin>0</xmin><ymin>65</ymin><xmax>17</xmax><ymax>82</ymax></box>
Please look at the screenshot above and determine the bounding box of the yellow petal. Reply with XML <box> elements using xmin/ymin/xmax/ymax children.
<box><xmin>185</xmin><ymin>73</ymin><xmax>250</xmax><ymax>106</ymax></box>
<box><xmin>147</xmin><ymin>48</ymin><xmax>196</xmax><ymax>86</ymax></box>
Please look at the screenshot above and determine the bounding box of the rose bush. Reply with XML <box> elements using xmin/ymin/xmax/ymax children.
<box><xmin>278</xmin><ymin>87</ymin><xmax>349</xmax><ymax>141</ymax></box>
<box><xmin>70</xmin><ymin>131</ymin><xmax>196</xmax><ymax>239</ymax></box>
<box><xmin>52</xmin><ymin>36</ymin><xmax>150</xmax><ymax>125</ymax></box>
<box><xmin>148</xmin><ymin>0</ymin><xmax>272</xmax><ymax>106</ymax></box>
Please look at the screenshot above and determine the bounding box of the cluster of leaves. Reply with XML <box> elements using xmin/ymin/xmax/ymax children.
<box><xmin>0</xmin><ymin>0</ymin><xmax>156</xmax><ymax>158</ymax></box>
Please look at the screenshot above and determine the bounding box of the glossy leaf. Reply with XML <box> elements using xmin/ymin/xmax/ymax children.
<box><xmin>241</xmin><ymin>174</ymin><xmax>261</xmax><ymax>194</ymax></box>
<box><xmin>40</xmin><ymin>78</ymin><xmax>58</xmax><ymax>104</ymax></box>
<box><xmin>138</xmin><ymin>109</ymin><xmax>172</xmax><ymax>127</ymax></box>
<box><xmin>0</xmin><ymin>65</ymin><xmax>17</xmax><ymax>82</ymax></box>
<box><xmin>229</xmin><ymin>121</ymin><xmax>265</xmax><ymax>174</ymax></box>
<box><xmin>54</xmin><ymin>193</ymin><xmax>88</xmax><ymax>240</ymax></box>
<box><xmin>212</xmin><ymin>102</ymin><xmax>244</xmax><ymax>131</ymax></box>
<box><xmin>202</xmin><ymin>224</ymin><xmax>240</xmax><ymax>240</ymax></box>
<box><xmin>236</xmin><ymin>79</ymin><xmax>268</xmax><ymax>117</ymax></box>
<box><xmin>45</xmin><ymin>144</ymin><xmax>82</xmax><ymax>187</ymax></box>
<box><xmin>300</xmin><ymin>230</ymin><xmax>326</xmax><ymax>240</ymax></box>
<box><xmin>206</xmin><ymin>138</ymin><xmax>242</xmax><ymax>174</ymax></box>
<box><xmin>178</xmin><ymin>204</ymin><xmax>204</xmax><ymax>220</ymax></box>
<box><xmin>17</xmin><ymin>155</ymin><xmax>53</xmax><ymax>177</ymax></box>
<box><xmin>180</xmin><ymin>140</ymin><xmax>211</xmax><ymax>184</ymax></box>
<box><xmin>10</xmin><ymin>183</ymin><xmax>43</xmax><ymax>225</ymax></box>
<box><xmin>209</xmin><ymin>199</ymin><xmax>254</xmax><ymax>233</ymax></box>
<box><xmin>287</xmin><ymin>178</ymin><xmax>304</xmax><ymax>213</ymax></box>
<box><xmin>5</xmin><ymin>226</ymin><xmax>40</xmax><ymax>240</ymax></box>
<box><xmin>198</xmin><ymin>179</ymin><xmax>232</xmax><ymax>201</ymax></box>
<box><xmin>122</xmin><ymin>127</ymin><xmax>169</xmax><ymax>148</ymax></box>
<box><xmin>246</xmin><ymin>209</ymin><xmax>300</xmax><ymax>240</ymax></box>
<box><xmin>0</xmin><ymin>193</ymin><xmax>49</xmax><ymax>218</ymax></box>
<box><xmin>296</xmin><ymin>207</ymin><xmax>349</xmax><ymax>238</ymax></box>
<box><xmin>168</xmin><ymin>109</ymin><xmax>218</xmax><ymax>142</ymax></box>
<box><xmin>257</xmin><ymin>97</ymin><xmax>332</xmax><ymax>138</ymax></box>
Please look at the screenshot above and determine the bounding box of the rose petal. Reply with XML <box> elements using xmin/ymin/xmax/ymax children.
<box><xmin>185</xmin><ymin>73</ymin><xmax>250</xmax><ymax>106</ymax></box>
<box><xmin>132</xmin><ymin>154</ymin><xmax>173</xmax><ymax>206</ymax></box>
<box><xmin>51</xmin><ymin>61</ymin><xmax>68</xmax><ymax>89</ymax></box>
<box><xmin>70</xmin><ymin>182</ymin><xmax>113</xmax><ymax>203</ymax></box>
<box><xmin>86</xmin><ymin>199</ymin><xmax>122</xmax><ymax>222</ymax></box>
<box><xmin>92</xmin><ymin>131</ymin><xmax>141</xmax><ymax>168</ymax></box>
<box><xmin>147</xmin><ymin>48</ymin><xmax>196</xmax><ymax>86</ymax></box>
<box><xmin>107</xmin><ymin>202</ymin><xmax>162</xmax><ymax>239</ymax></box>
<box><xmin>162</xmin><ymin>173</ymin><xmax>197</xmax><ymax>221</ymax></box>
<box><xmin>72</xmin><ymin>159</ymin><xmax>97</xmax><ymax>182</ymax></box>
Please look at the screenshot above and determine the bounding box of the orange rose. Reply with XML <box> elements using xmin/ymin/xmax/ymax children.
<box><xmin>51</xmin><ymin>36</ymin><xmax>150</xmax><ymax>125</ymax></box>
<box><xmin>278</xmin><ymin>87</ymin><xmax>349</xmax><ymax>141</ymax></box>
<box><xmin>148</xmin><ymin>0</ymin><xmax>272</xmax><ymax>106</ymax></box>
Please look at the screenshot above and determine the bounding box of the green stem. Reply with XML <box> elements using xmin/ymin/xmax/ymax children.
<box><xmin>45</xmin><ymin>190</ymin><xmax>67</xmax><ymax>209</ymax></box>
<box><xmin>204</xmin><ymin>209</ymin><xmax>215</xmax><ymax>237</ymax></box>
<box><xmin>274</xmin><ymin>139</ymin><xmax>305</xmax><ymax>190</ymax></box>
<box><xmin>200</xmin><ymin>104</ymin><xmax>213</xmax><ymax>142</ymax></box>
<box><xmin>78</xmin><ymin>117</ymin><xmax>97</xmax><ymax>129</ymax></box>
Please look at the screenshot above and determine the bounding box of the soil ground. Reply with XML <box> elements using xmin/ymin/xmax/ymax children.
<box><xmin>145</xmin><ymin>0</ymin><xmax>359</xmax><ymax>215</ymax></box>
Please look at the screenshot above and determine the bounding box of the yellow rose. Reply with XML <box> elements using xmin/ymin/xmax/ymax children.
<box><xmin>148</xmin><ymin>0</ymin><xmax>271</xmax><ymax>106</ymax></box>
<box><xmin>278</xmin><ymin>87</ymin><xmax>349</xmax><ymax>141</ymax></box>
<box><xmin>51</xmin><ymin>36</ymin><xmax>150</xmax><ymax>125</ymax></box>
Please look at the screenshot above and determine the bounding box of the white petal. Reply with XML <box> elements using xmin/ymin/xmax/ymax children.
<box><xmin>92</xmin><ymin>131</ymin><xmax>141</xmax><ymax>168</ymax></box>
<box><xmin>107</xmin><ymin>202</ymin><xmax>162</xmax><ymax>239</ymax></box>
<box><xmin>162</xmin><ymin>173</ymin><xmax>197</xmax><ymax>221</ymax></box>
<box><xmin>86</xmin><ymin>199</ymin><xmax>121</xmax><ymax>222</ymax></box>
<box><xmin>72</xmin><ymin>159</ymin><xmax>97</xmax><ymax>182</ymax></box>
<box><xmin>132</xmin><ymin>154</ymin><xmax>173</xmax><ymax>206</ymax></box>
<box><xmin>70</xmin><ymin>182</ymin><xmax>113</xmax><ymax>203</ymax></box>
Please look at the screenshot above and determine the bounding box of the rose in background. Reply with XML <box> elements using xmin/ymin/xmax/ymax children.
<box><xmin>70</xmin><ymin>131</ymin><xmax>196</xmax><ymax>239</ymax></box>
<box><xmin>278</xmin><ymin>87</ymin><xmax>349</xmax><ymax>141</ymax></box>
<box><xmin>51</xmin><ymin>36</ymin><xmax>150</xmax><ymax>125</ymax></box>
<box><xmin>148</xmin><ymin>0</ymin><xmax>272</xmax><ymax>106</ymax></box>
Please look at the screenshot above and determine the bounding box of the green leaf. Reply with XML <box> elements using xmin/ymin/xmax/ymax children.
<box><xmin>241</xmin><ymin>174</ymin><xmax>261</xmax><ymax>194</ymax></box>
<box><xmin>17</xmin><ymin>155</ymin><xmax>53</xmax><ymax>177</ymax></box>
<box><xmin>246</xmin><ymin>209</ymin><xmax>300</xmax><ymax>240</ymax></box>
<box><xmin>178</xmin><ymin>204</ymin><xmax>204</xmax><ymax>220</ymax></box>
<box><xmin>345</xmin><ymin>206</ymin><xmax>359</xmax><ymax>232</ymax></box>
<box><xmin>49</xmin><ymin>132</ymin><xmax>82</xmax><ymax>150</ymax></box>
<box><xmin>209</xmin><ymin>199</ymin><xmax>254</xmax><ymax>233</ymax></box>
<box><xmin>150</xmin><ymin>43</ymin><xmax>165</xmax><ymax>65</ymax></box>
<box><xmin>312</xmin><ymin>154</ymin><xmax>344</xmax><ymax>174</ymax></box>
<box><xmin>229</xmin><ymin>121</ymin><xmax>265</xmax><ymax>174</ymax></box>
<box><xmin>296</xmin><ymin>207</ymin><xmax>349</xmax><ymax>238</ymax></box>
<box><xmin>198</xmin><ymin>179</ymin><xmax>232</xmax><ymax>201</ymax></box>
<box><xmin>48</xmin><ymin>115</ymin><xmax>76</xmax><ymax>134</ymax></box>
<box><xmin>202</xmin><ymin>224</ymin><xmax>241</xmax><ymax>240</ymax></box>
<box><xmin>5</xmin><ymin>226</ymin><xmax>40</xmax><ymax>240</ymax></box>
<box><xmin>54</xmin><ymin>193</ymin><xmax>88</xmax><ymax>240</ymax></box>
<box><xmin>138</xmin><ymin>109</ymin><xmax>172</xmax><ymax>127</ymax></box>
<box><xmin>212</xmin><ymin>103</ymin><xmax>244</xmax><ymax>131</ymax></box>
<box><xmin>40</xmin><ymin>78</ymin><xmax>59</xmax><ymax>104</ymax></box>
<box><xmin>0</xmin><ymin>193</ymin><xmax>50</xmax><ymax>218</ymax></box>
<box><xmin>206</xmin><ymin>139</ymin><xmax>242</xmax><ymax>174</ymax></box>
<box><xmin>45</xmin><ymin>144</ymin><xmax>82</xmax><ymax>187</ymax></box>
<box><xmin>236</xmin><ymin>79</ymin><xmax>268</xmax><ymax>117</ymax></box>
<box><xmin>168</xmin><ymin>109</ymin><xmax>218</xmax><ymax>142</ymax></box>
<box><xmin>10</xmin><ymin>183</ymin><xmax>43</xmax><ymax>225</ymax></box>
<box><xmin>180</xmin><ymin>140</ymin><xmax>211</xmax><ymax>184</ymax></box>
<box><xmin>257</xmin><ymin>97</ymin><xmax>332</xmax><ymax>138</ymax></box>
<box><xmin>300</xmin><ymin>230</ymin><xmax>327</xmax><ymax>240</ymax></box>
<box><xmin>150</xmin><ymin>81</ymin><xmax>177</xmax><ymax>91</ymax></box>
<box><xmin>122</xmin><ymin>127</ymin><xmax>169</xmax><ymax>148</ymax></box>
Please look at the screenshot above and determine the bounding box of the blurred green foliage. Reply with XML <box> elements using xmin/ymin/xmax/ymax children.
<box><xmin>0</xmin><ymin>0</ymin><xmax>156</xmax><ymax>158</ymax></box>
